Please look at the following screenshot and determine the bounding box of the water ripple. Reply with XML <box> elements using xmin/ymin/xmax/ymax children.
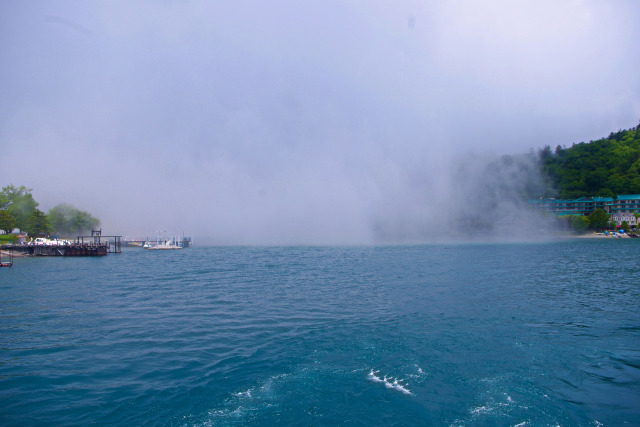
<box><xmin>1</xmin><ymin>242</ymin><xmax>639</xmax><ymax>425</ymax></box>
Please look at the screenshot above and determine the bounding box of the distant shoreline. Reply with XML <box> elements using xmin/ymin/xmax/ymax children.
<box><xmin>572</xmin><ymin>232</ymin><xmax>635</xmax><ymax>239</ymax></box>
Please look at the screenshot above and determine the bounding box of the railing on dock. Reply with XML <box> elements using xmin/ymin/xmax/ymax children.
<box><xmin>76</xmin><ymin>229</ymin><xmax>122</xmax><ymax>254</ymax></box>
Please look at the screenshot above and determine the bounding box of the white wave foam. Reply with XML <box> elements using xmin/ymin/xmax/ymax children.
<box><xmin>471</xmin><ymin>405</ymin><xmax>492</xmax><ymax>415</ymax></box>
<box><xmin>409</xmin><ymin>365</ymin><xmax>426</xmax><ymax>379</ymax></box>
<box><xmin>234</xmin><ymin>389</ymin><xmax>252</xmax><ymax>398</ymax></box>
<box><xmin>368</xmin><ymin>369</ymin><xmax>412</xmax><ymax>395</ymax></box>
<box><xmin>368</xmin><ymin>370</ymin><xmax>384</xmax><ymax>383</ymax></box>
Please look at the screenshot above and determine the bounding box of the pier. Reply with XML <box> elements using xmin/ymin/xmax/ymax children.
<box><xmin>1</xmin><ymin>229</ymin><xmax>122</xmax><ymax>257</ymax></box>
<box><xmin>76</xmin><ymin>229</ymin><xmax>122</xmax><ymax>254</ymax></box>
<box><xmin>4</xmin><ymin>242</ymin><xmax>112</xmax><ymax>257</ymax></box>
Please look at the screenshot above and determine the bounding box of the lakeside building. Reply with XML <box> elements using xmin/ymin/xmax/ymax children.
<box><xmin>610</xmin><ymin>212</ymin><xmax>638</xmax><ymax>227</ymax></box>
<box><xmin>528</xmin><ymin>194</ymin><xmax>640</xmax><ymax>224</ymax></box>
<box><xmin>614</xmin><ymin>195</ymin><xmax>640</xmax><ymax>214</ymax></box>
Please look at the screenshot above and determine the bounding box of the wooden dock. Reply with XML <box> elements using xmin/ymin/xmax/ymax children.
<box><xmin>3</xmin><ymin>242</ymin><xmax>110</xmax><ymax>257</ymax></box>
<box><xmin>1</xmin><ymin>230</ymin><xmax>122</xmax><ymax>258</ymax></box>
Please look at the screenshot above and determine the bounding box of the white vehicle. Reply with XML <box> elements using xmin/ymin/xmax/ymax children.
<box><xmin>29</xmin><ymin>238</ymin><xmax>70</xmax><ymax>246</ymax></box>
<box><xmin>29</xmin><ymin>238</ymin><xmax>50</xmax><ymax>246</ymax></box>
<box><xmin>51</xmin><ymin>239</ymin><xmax>71</xmax><ymax>246</ymax></box>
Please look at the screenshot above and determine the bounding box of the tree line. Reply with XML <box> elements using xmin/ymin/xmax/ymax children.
<box><xmin>557</xmin><ymin>208</ymin><xmax>637</xmax><ymax>233</ymax></box>
<box><xmin>539</xmin><ymin>122</ymin><xmax>640</xmax><ymax>199</ymax></box>
<box><xmin>0</xmin><ymin>185</ymin><xmax>100</xmax><ymax>237</ymax></box>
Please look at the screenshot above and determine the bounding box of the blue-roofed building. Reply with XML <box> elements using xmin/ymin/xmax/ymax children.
<box><xmin>611</xmin><ymin>194</ymin><xmax>640</xmax><ymax>214</ymax></box>
<box><xmin>592</xmin><ymin>197</ymin><xmax>616</xmax><ymax>211</ymax></box>
<box><xmin>528</xmin><ymin>195</ymin><xmax>640</xmax><ymax>218</ymax></box>
<box><xmin>528</xmin><ymin>196</ymin><xmax>616</xmax><ymax>216</ymax></box>
<box><xmin>529</xmin><ymin>194</ymin><xmax>640</xmax><ymax>227</ymax></box>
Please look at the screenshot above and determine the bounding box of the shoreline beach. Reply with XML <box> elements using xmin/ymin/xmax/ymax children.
<box><xmin>573</xmin><ymin>232</ymin><xmax>635</xmax><ymax>238</ymax></box>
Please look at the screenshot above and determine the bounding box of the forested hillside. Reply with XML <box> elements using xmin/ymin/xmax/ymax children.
<box><xmin>540</xmin><ymin>123</ymin><xmax>640</xmax><ymax>199</ymax></box>
<box><xmin>0</xmin><ymin>185</ymin><xmax>99</xmax><ymax>237</ymax></box>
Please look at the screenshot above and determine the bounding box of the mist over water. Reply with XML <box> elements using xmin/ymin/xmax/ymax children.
<box><xmin>1</xmin><ymin>1</ymin><xmax>639</xmax><ymax>244</ymax></box>
<box><xmin>370</xmin><ymin>151</ymin><xmax>553</xmax><ymax>244</ymax></box>
<box><xmin>91</xmin><ymin>147</ymin><xmax>554</xmax><ymax>245</ymax></box>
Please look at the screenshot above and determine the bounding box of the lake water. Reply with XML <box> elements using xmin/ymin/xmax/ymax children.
<box><xmin>1</xmin><ymin>240</ymin><xmax>639</xmax><ymax>426</ymax></box>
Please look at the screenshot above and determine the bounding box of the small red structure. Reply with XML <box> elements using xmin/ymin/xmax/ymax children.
<box><xmin>0</xmin><ymin>250</ymin><xmax>13</xmax><ymax>267</ymax></box>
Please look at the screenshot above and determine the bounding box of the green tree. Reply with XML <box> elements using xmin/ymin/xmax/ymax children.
<box><xmin>539</xmin><ymin>125</ymin><xmax>640</xmax><ymax>198</ymax></box>
<box><xmin>1</xmin><ymin>185</ymin><xmax>38</xmax><ymax>230</ymax></box>
<box><xmin>0</xmin><ymin>194</ymin><xmax>8</xmax><ymax>210</ymax></box>
<box><xmin>48</xmin><ymin>204</ymin><xmax>100</xmax><ymax>236</ymax></box>
<box><xmin>0</xmin><ymin>210</ymin><xmax>16</xmax><ymax>234</ymax></box>
<box><xmin>8</xmin><ymin>193</ymin><xmax>38</xmax><ymax>229</ymax></box>
<box><xmin>588</xmin><ymin>208</ymin><xmax>609</xmax><ymax>231</ymax></box>
<box><xmin>559</xmin><ymin>214</ymin><xmax>591</xmax><ymax>232</ymax></box>
<box><xmin>621</xmin><ymin>221</ymin><xmax>630</xmax><ymax>231</ymax></box>
<box><xmin>570</xmin><ymin>215</ymin><xmax>590</xmax><ymax>232</ymax></box>
<box><xmin>0</xmin><ymin>185</ymin><xmax>33</xmax><ymax>203</ymax></box>
<box><xmin>595</xmin><ymin>188</ymin><xmax>614</xmax><ymax>198</ymax></box>
<box><xmin>23</xmin><ymin>209</ymin><xmax>51</xmax><ymax>236</ymax></box>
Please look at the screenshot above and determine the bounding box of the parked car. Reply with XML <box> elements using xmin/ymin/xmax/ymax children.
<box><xmin>29</xmin><ymin>238</ymin><xmax>50</xmax><ymax>246</ymax></box>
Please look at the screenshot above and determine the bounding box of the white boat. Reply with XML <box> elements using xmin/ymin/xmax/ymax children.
<box><xmin>144</xmin><ymin>237</ymin><xmax>182</xmax><ymax>250</ymax></box>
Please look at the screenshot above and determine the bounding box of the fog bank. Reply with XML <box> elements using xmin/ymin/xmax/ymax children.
<box><xmin>1</xmin><ymin>1</ymin><xmax>639</xmax><ymax>244</ymax></box>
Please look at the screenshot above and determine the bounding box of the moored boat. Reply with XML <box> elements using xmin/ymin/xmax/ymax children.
<box><xmin>145</xmin><ymin>237</ymin><xmax>183</xmax><ymax>250</ymax></box>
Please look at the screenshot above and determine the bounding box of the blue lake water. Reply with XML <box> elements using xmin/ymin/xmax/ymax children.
<box><xmin>1</xmin><ymin>240</ymin><xmax>639</xmax><ymax>426</ymax></box>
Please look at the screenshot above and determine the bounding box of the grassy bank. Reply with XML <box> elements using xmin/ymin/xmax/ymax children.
<box><xmin>0</xmin><ymin>234</ymin><xmax>18</xmax><ymax>245</ymax></box>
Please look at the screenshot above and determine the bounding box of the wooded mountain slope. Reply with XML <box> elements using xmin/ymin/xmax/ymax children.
<box><xmin>540</xmin><ymin>123</ymin><xmax>640</xmax><ymax>199</ymax></box>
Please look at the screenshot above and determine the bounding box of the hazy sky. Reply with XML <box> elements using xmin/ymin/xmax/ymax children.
<box><xmin>2</xmin><ymin>1</ymin><xmax>639</xmax><ymax>244</ymax></box>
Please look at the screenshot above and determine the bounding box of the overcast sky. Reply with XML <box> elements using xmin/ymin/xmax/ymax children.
<box><xmin>1</xmin><ymin>1</ymin><xmax>639</xmax><ymax>244</ymax></box>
